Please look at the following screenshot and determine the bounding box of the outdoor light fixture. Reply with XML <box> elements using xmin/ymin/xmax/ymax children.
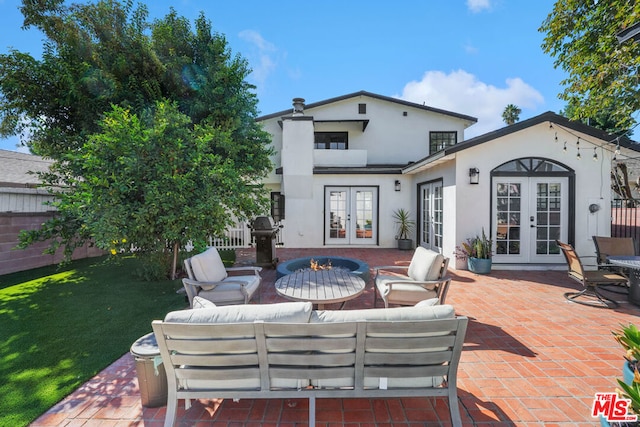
<box><xmin>395</xmin><ymin>180</ymin><xmax>401</xmax><ymax>191</ymax></box>
<box><xmin>469</xmin><ymin>167</ymin><xmax>480</xmax><ymax>185</ymax></box>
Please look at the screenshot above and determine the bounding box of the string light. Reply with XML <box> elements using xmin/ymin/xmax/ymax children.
<box><xmin>593</xmin><ymin>147</ymin><xmax>598</xmax><ymax>161</ymax></box>
<box><xmin>548</xmin><ymin>120</ymin><xmax>640</xmax><ymax>162</ymax></box>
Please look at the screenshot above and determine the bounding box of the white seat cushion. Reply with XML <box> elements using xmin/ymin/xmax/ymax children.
<box><xmin>164</xmin><ymin>301</ymin><xmax>313</xmax><ymax>324</ymax></box>
<box><xmin>407</xmin><ymin>247</ymin><xmax>444</xmax><ymax>281</ymax></box>
<box><xmin>374</xmin><ymin>278</ymin><xmax>438</xmax><ymax>304</ymax></box>
<box><xmin>197</xmin><ymin>275</ymin><xmax>261</xmax><ymax>304</ymax></box>
<box><xmin>189</xmin><ymin>247</ymin><xmax>228</xmax><ymax>283</ymax></box>
<box><xmin>310</xmin><ymin>304</ymin><xmax>455</xmax><ymax>323</ymax></box>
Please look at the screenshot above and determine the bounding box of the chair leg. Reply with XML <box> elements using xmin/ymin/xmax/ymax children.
<box><xmin>564</xmin><ymin>285</ymin><xmax>619</xmax><ymax>308</ymax></box>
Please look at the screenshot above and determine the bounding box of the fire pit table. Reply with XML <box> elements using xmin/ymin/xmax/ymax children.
<box><xmin>274</xmin><ymin>269</ymin><xmax>366</xmax><ymax>309</ymax></box>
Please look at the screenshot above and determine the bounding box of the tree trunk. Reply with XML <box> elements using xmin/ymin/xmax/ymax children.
<box><xmin>171</xmin><ymin>241</ymin><xmax>179</xmax><ymax>280</ymax></box>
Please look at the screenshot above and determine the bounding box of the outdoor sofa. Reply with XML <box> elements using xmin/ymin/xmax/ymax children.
<box><xmin>152</xmin><ymin>299</ymin><xmax>468</xmax><ymax>427</ymax></box>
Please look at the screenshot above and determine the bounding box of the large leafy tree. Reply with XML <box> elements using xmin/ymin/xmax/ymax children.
<box><xmin>2</xmin><ymin>0</ymin><xmax>273</xmax><ymax>277</ymax></box>
<box><xmin>539</xmin><ymin>0</ymin><xmax>640</xmax><ymax>133</ymax></box>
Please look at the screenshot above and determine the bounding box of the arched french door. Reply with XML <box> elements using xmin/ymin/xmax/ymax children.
<box><xmin>491</xmin><ymin>158</ymin><xmax>574</xmax><ymax>264</ymax></box>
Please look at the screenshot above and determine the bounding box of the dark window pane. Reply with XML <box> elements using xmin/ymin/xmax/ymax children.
<box><xmin>314</xmin><ymin>132</ymin><xmax>348</xmax><ymax>149</ymax></box>
<box><xmin>429</xmin><ymin>131</ymin><xmax>457</xmax><ymax>154</ymax></box>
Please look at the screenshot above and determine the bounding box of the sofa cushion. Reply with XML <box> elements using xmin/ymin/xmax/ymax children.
<box><xmin>310</xmin><ymin>304</ymin><xmax>454</xmax><ymax>323</ymax></box>
<box><xmin>164</xmin><ymin>301</ymin><xmax>313</xmax><ymax>324</ymax></box>
<box><xmin>374</xmin><ymin>278</ymin><xmax>438</xmax><ymax>303</ymax></box>
<box><xmin>407</xmin><ymin>247</ymin><xmax>444</xmax><ymax>281</ymax></box>
<box><xmin>415</xmin><ymin>298</ymin><xmax>439</xmax><ymax>307</ymax></box>
<box><xmin>189</xmin><ymin>247</ymin><xmax>228</xmax><ymax>284</ymax></box>
<box><xmin>192</xmin><ymin>296</ymin><xmax>216</xmax><ymax>309</ymax></box>
<box><xmin>197</xmin><ymin>275</ymin><xmax>261</xmax><ymax>305</ymax></box>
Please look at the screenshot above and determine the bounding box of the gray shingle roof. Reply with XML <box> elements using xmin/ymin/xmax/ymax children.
<box><xmin>0</xmin><ymin>149</ymin><xmax>53</xmax><ymax>187</ymax></box>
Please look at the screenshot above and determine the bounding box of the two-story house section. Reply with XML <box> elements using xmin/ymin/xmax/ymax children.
<box><xmin>258</xmin><ymin>91</ymin><xmax>639</xmax><ymax>270</ymax></box>
<box><xmin>257</xmin><ymin>91</ymin><xmax>477</xmax><ymax>249</ymax></box>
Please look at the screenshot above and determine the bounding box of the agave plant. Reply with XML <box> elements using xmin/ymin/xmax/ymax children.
<box><xmin>614</xmin><ymin>324</ymin><xmax>640</xmax><ymax>364</ymax></box>
<box><xmin>613</xmin><ymin>324</ymin><xmax>640</xmax><ymax>425</ymax></box>
<box><xmin>461</xmin><ymin>228</ymin><xmax>492</xmax><ymax>259</ymax></box>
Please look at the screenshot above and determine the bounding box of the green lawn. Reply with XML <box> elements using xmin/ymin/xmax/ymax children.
<box><xmin>0</xmin><ymin>256</ymin><xmax>186</xmax><ymax>427</ymax></box>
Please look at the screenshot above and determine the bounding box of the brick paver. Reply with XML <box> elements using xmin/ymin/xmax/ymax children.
<box><xmin>29</xmin><ymin>247</ymin><xmax>640</xmax><ymax>426</ymax></box>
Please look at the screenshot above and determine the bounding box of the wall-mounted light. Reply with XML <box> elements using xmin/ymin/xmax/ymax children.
<box><xmin>395</xmin><ymin>180</ymin><xmax>401</xmax><ymax>192</ymax></box>
<box><xmin>469</xmin><ymin>167</ymin><xmax>480</xmax><ymax>185</ymax></box>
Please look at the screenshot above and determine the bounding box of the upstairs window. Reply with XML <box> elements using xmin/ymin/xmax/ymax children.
<box><xmin>429</xmin><ymin>131</ymin><xmax>457</xmax><ymax>154</ymax></box>
<box><xmin>270</xmin><ymin>192</ymin><xmax>285</xmax><ymax>222</ymax></box>
<box><xmin>314</xmin><ymin>132</ymin><xmax>348</xmax><ymax>150</ymax></box>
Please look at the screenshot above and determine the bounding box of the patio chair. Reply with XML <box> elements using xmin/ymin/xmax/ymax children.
<box><xmin>557</xmin><ymin>240</ymin><xmax>627</xmax><ymax>309</ymax></box>
<box><xmin>374</xmin><ymin>246</ymin><xmax>451</xmax><ymax>308</ymax></box>
<box><xmin>592</xmin><ymin>235</ymin><xmax>636</xmax><ymax>294</ymax></box>
<box><xmin>182</xmin><ymin>247</ymin><xmax>262</xmax><ymax>307</ymax></box>
<box><xmin>592</xmin><ymin>236</ymin><xmax>637</xmax><ymax>268</ymax></box>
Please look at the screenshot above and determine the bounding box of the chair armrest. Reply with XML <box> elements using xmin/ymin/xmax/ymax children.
<box><xmin>374</xmin><ymin>265</ymin><xmax>409</xmax><ymax>279</ymax></box>
<box><xmin>182</xmin><ymin>277</ymin><xmax>222</xmax><ymax>289</ymax></box>
<box><xmin>226</xmin><ymin>266</ymin><xmax>263</xmax><ymax>275</ymax></box>
<box><xmin>383</xmin><ymin>276</ymin><xmax>452</xmax><ymax>304</ymax></box>
<box><xmin>384</xmin><ymin>278</ymin><xmax>448</xmax><ymax>288</ymax></box>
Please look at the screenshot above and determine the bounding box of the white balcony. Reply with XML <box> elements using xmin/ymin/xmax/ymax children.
<box><xmin>313</xmin><ymin>149</ymin><xmax>367</xmax><ymax>167</ymax></box>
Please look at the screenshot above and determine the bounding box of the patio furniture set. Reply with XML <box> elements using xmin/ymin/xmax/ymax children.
<box><xmin>144</xmin><ymin>245</ymin><xmax>458</xmax><ymax>427</ymax></box>
<box><xmin>145</xmin><ymin>236</ymin><xmax>635</xmax><ymax>427</ymax></box>
<box><xmin>558</xmin><ymin>236</ymin><xmax>640</xmax><ymax>309</ymax></box>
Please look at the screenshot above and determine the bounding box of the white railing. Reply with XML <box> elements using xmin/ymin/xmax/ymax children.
<box><xmin>204</xmin><ymin>220</ymin><xmax>285</xmax><ymax>250</ymax></box>
<box><xmin>209</xmin><ymin>221</ymin><xmax>252</xmax><ymax>249</ymax></box>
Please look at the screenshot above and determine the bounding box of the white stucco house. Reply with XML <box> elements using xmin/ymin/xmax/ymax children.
<box><xmin>256</xmin><ymin>91</ymin><xmax>640</xmax><ymax>269</ymax></box>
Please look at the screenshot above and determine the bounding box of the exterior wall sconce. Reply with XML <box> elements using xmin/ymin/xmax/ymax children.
<box><xmin>395</xmin><ymin>180</ymin><xmax>401</xmax><ymax>191</ymax></box>
<box><xmin>469</xmin><ymin>168</ymin><xmax>480</xmax><ymax>185</ymax></box>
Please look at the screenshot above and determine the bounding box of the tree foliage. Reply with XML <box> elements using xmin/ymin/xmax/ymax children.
<box><xmin>4</xmin><ymin>0</ymin><xmax>273</xmax><ymax>277</ymax></box>
<box><xmin>501</xmin><ymin>104</ymin><xmax>521</xmax><ymax>125</ymax></box>
<box><xmin>540</xmin><ymin>0</ymin><xmax>640</xmax><ymax>133</ymax></box>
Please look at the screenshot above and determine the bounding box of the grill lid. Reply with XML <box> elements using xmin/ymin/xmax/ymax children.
<box><xmin>252</xmin><ymin>216</ymin><xmax>276</xmax><ymax>230</ymax></box>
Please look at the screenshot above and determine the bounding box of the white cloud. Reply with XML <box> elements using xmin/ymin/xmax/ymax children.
<box><xmin>463</xmin><ymin>42</ymin><xmax>479</xmax><ymax>54</ymax></box>
<box><xmin>398</xmin><ymin>69</ymin><xmax>544</xmax><ymax>138</ymax></box>
<box><xmin>238</xmin><ymin>30</ymin><xmax>278</xmax><ymax>88</ymax></box>
<box><xmin>467</xmin><ymin>0</ymin><xmax>492</xmax><ymax>13</ymax></box>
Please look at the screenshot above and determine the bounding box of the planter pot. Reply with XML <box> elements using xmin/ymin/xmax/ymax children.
<box><xmin>467</xmin><ymin>257</ymin><xmax>492</xmax><ymax>274</ymax></box>
<box><xmin>455</xmin><ymin>257</ymin><xmax>468</xmax><ymax>270</ymax></box>
<box><xmin>624</xmin><ymin>360</ymin><xmax>635</xmax><ymax>385</ymax></box>
<box><xmin>600</xmin><ymin>362</ymin><xmax>639</xmax><ymax>426</ymax></box>
<box><xmin>397</xmin><ymin>239</ymin><xmax>413</xmax><ymax>251</ymax></box>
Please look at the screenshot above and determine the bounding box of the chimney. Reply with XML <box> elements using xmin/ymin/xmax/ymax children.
<box><xmin>292</xmin><ymin>97</ymin><xmax>305</xmax><ymax>116</ymax></box>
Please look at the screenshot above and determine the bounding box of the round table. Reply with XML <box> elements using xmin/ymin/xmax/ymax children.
<box><xmin>274</xmin><ymin>269</ymin><xmax>366</xmax><ymax>309</ymax></box>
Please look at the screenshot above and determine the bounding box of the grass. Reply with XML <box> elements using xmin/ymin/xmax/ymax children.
<box><xmin>0</xmin><ymin>255</ymin><xmax>186</xmax><ymax>427</ymax></box>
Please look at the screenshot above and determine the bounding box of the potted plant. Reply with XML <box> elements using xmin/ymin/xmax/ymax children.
<box><xmin>393</xmin><ymin>208</ymin><xmax>415</xmax><ymax>250</ymax></box>
<box><xmin>461</xmin><ymin>228</ymin><xmax>492</xmax><ymax>274</ymax></box>
<box><xmin>600</xmin><ymin>324</ymin><xmax>640</xmax><ymax>426</ymax></box>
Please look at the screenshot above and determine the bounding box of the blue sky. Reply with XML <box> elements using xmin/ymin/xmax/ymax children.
<box><xmin>0</xmin><ymin>0</ymin><xmax>566</xmax><ymax>152</ymax></box>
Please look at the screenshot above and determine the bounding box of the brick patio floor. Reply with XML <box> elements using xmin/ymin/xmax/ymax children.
<box><xmin>30</xmin><ymin>247</ymin><xmax>640</xmax><ymax>426</ymax></box>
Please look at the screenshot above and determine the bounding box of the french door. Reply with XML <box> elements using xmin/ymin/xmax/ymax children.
<box><xmin>492</xmin><ymin>177</ymin><xmax>567</xmax><ymax>263</ymax></box>
<box><xmin>325</xmin><ymin>187</ymin><xmax>377</xmax><ymax>244</ymax></box>
<box><xmin>419</xmin><ymin>181</ymin><xmax>443</xmax><ymax>251</ymax></box>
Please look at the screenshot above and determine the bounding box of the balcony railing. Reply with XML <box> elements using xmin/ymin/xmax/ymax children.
<box><xmin>313</xmin><ymin>149</ymin><xmax>367</xmax><ymax>167</ymax></box>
